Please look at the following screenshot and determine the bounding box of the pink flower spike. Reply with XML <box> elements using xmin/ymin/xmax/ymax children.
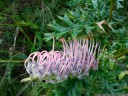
<box><xmin>24</xmin><ymin>38</ymin><xmax>100</xmax><ymax>83</ymax></box>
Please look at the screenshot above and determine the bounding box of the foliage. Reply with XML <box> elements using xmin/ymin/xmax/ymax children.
<box><xmin>0</xmin><ymin>0</ymin><xmax>128</xmax><ymax>96</ymax></box>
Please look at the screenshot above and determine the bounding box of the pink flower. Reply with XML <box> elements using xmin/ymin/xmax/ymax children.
<box><xmin>24</xmin><ymin>38</ymin><xmax>100</xmax><ymax>83</ymax></box>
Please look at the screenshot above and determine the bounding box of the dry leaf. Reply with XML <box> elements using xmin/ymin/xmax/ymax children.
<box><xmin>96</xmin><ymin>20</ymin><xmax>112</xmax><ymax>32</ymax></box>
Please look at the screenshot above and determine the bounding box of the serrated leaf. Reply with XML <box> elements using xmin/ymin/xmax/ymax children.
<box><xmin>48</xmin><ymin>21</ymin><xmax>69</xmax><ymax>33</ymax></box>
<box><xmin>68</xmin><ymin>10</ymin><xmax>81</xmax><ymax>22</ymax></box>
<box><xmin>72</xmin><ymin>27</ymin><xmax>81</xmax><ymax>37</ymax></box>
<box><xmin>84</xmin><ymin>25</ymin><xmax>94</xmax><ymax>34</ymax></box>
<box><xmin>96</xmin><ymin>20</ymin><xmax>112</xmax><ymax>32</ymax></box>
<box><xmin>58</xmin><ymin>14</ymin><xmax>75</xmax><ymax>27</ymax></box>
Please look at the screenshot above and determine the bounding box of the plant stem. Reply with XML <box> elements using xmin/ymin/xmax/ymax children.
<box><xmin>109</xmin><ymin>0</ymin><xmax>115</xmax><ymax>21</ymax></box>
<box><xmin>114</xmin><ymin>50</ymin><xmax>128</xmax><ymax>59</ymax></box>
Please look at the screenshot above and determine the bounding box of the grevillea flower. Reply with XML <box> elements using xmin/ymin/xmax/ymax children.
<box><xmin>24</xmin><ymin>38</ymin><xmax>100</xmax><ymax>83</ymax></box>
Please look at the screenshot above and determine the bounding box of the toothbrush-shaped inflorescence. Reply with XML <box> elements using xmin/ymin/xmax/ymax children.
<box><xmin>24</xmin><ymin>38</ymin><xmax>100</xmax><ymax>83</ymax></box>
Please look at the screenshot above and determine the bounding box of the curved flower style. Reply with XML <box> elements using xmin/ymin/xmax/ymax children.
<box><xmin>24</xmin><ymin>38</ymin><xmax>100</xmax><ymax>83</ymax></box>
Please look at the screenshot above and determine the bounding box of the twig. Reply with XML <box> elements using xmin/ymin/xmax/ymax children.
<box><xmin>12</xmin><ymin>27</ymin><xmax>19</xmax><ymax>53</ymax></box>
<box><xmin>0</xmin><ymin>60</ymin><xmax>24</xmax><ymax>63</ymax></box>
<box><xmin>4</xmin><ymin>27</ymin><xmax>19</xmax><ymax>82</ymax></box>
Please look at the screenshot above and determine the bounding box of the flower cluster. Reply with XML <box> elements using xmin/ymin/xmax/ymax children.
<box><xmin>24</xmin><ymin>38</ymin><xmax>100</xmax><ymax>83</ymax></box>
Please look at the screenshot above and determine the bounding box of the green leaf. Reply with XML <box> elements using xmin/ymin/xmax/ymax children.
<box><xmin>48</xmin><ymin>21</ymin><xmax>69</xmax><ymax>33</ymax></box>
<box><xmin>84</xmin><ymin>25</ymin><xmax>94</xmax><ymax>34</ymax></box>
<box><xmin>91</xmin><ymin>0</ymin><xmax>98</xmax><ymax>8</ymax></box>
<box><xmin>68</xmin><ymin>10</ymin><xmax>81</xmax><ymax>22</ymax></box>
<box><xmin>116</xmin><ymin>0</ymin><xmax>124</xmax><ymax>9</ymax></box>
<box><xmin>21</xmin><ymin>76</ymin><xmax>37</xmax><ymax>82</ymax></box>
<box><xmin>52</xmin><ymin>89</ymin><xmax>65</xmax><ymax>96</ymax></box>
<box><xmin>16</xmin><ymin>21</ymin><xmax>38</xmax><ymax>29</ymax></box>
<box><xmin>72</xmin><ymin>88</ymin><xmax>78</xmax><ymax>96</ymax></box>
<box><xmin>0</xmin><ymin>16</ymin><xmax>5</xmax><ymax>21</ymax></box>
<box><xmin>72</xmin><ymin>27</ymin><xmax>81</xmax><ymax>37</ymax></box>
<box><xmin>77</xmin><ymin>80</ymin><xmax>83</xmax><ymax>93</ymax></box>
<box><xmin>119</xmin><ymin>70</ymin><xmax>128</xmax><ymax>80</ymax></box>
<box><xmin>44</xmin><ymin>33</ymin><xmax>54</xmax><ymax>41</ymax></box>
<box><xmin>58</xmin><ymin>14</ymin><xmax>75</xmax><ymax>27</ymax></box>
